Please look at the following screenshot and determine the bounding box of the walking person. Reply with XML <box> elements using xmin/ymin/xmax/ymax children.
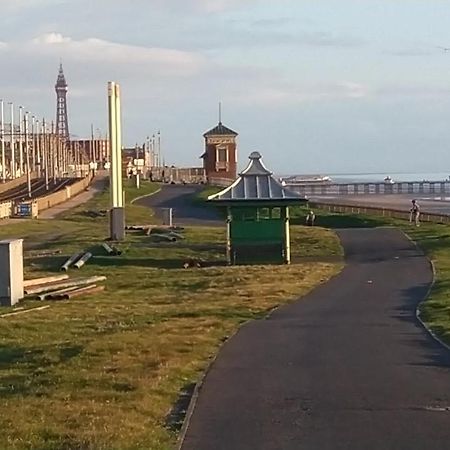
<box><xmin>410</xmin><ymin>199</ymin><xmax>420</xmax><ymax>227</ymax></box>
<box><xmin>306</xmin><ymin>210</ymin><xmax>316</xmax><ymax>226</ymax></box>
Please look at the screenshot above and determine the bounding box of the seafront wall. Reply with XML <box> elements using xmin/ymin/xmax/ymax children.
<box><xmin>35</xmin><ymin>172</ymin><xmax>94</xmax><ymax>213</ymax></box>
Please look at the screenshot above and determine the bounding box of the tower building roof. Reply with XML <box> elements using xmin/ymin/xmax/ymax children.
<box><xmin>203</xmin><ymin>122</ymin><xmax>238</xmax><ymax>137</ymax></box>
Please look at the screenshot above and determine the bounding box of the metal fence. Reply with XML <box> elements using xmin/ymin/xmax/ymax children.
<box><xmin>311</xmin><ymin>201</ymin><xmax>450</xmax><ymax>224</ymax></box>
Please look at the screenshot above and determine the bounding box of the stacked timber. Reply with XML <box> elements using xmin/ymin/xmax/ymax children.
<box><xmin>24</xmin><ymin>275</ymin><xmax>106</xmax><ymax>301</ymax></box>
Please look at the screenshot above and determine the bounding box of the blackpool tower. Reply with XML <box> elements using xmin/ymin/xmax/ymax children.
<box><xmin>55</xmin><ymin>63</ymin><xmax>69</xmax><ymax>140</ymax></box>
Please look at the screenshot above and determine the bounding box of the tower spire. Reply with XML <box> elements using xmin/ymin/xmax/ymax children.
<box><xmin>55</xmin><ymin>62</ymin><xmax>69</xmax><ymax>140</ymax></box>
<box><xmin>218</xmin><ymin>102</ymin><xmax>222</xmax><ymax>124</ymax></box>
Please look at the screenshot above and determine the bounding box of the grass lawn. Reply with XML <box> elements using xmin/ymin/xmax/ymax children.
<box><xmin>0</xmin><ymin>180</ymin><xmax>343</xmax><ymax>450</ymax></box>
<box><xmin>402</xmin><ymin>222</ymin><xmax>450</xmax><ymax>345</ymax></box>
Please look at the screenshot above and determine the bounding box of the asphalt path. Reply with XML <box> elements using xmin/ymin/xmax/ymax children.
<box><xmin>136</xmin><ymin>184</ymin><xmax>222</xmax><ymax>226</ymax></box>
<box><xmin>181</xmin><ymin>228</ymin><xmax>450</xmax><ymax>450</ymax></box>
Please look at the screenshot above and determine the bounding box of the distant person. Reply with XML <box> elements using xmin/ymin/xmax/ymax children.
<box><xmin>410</xmin><ymin>199</ymin><xmax>420</xmax><ymax>226</ymax></box>
<box><xmin>306</xmin><ymin>210</ymin><xmax>316</xmax><ymax>226</ymax></box>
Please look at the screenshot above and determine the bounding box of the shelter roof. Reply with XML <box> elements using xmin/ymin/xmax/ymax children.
<box><xmin>208</xmin><ymin>152</ymin><xmax>307</xmax><ymax>204</ymax></box>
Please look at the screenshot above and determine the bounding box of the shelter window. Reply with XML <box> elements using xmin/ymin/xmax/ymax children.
<box><xmin>243</xmin><ymin>210</ymin><xmax>256</xmax><ymax>221</ymax></box>
<box><xmin>258</xmin><ymin>208</ymin><xmax>270</xmax><ymax>220</ymax></box>
<box><xmin>271</xmin><ymin>208</ymin><xmax>281</xmax><ymax>219</ymax></box>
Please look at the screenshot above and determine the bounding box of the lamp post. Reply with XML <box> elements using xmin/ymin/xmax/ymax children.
<box><xmin>18</xmin><ymin>105</ymin><xmax>23</xmax><ymax>176</ymax></box>
<box><xmin>25</xmin><ymin>112</ymin><xmax>31</xmax><ymax>198</ymax></box>
<box><xmin>42</xmin><ymin>119</ymin><xmax>49</xmax><ymax>190</ymax></box>
<box><xmin>0</xmin><ymin>100</ymin><xmax>5</xmax><ymax>182</ymax></box>
<box><xmin>9</xmin><ymin>103</ymin><xmax>14</xmax><ymax>179</ymax></box>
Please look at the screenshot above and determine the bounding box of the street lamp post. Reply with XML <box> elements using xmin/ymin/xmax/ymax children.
<box><xmin>0</xmin><ymin>100</ymin><xmax>5</xmax><ymax>182</ymax></box>
<box><xmin>9</xmin><ymin>103</ymin><xmax>14</xmax><ymax>179</ymax></box>
<box><xmin>18</xmin><ymin>106</ymin><xmax>23</xmax><ymax>176</ymax></box>
<box><xmin>25</xmin><ymin>112</ymin><xmax>31</xmax><ymax>198</ymax></box>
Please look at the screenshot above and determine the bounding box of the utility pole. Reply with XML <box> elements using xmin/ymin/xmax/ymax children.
<box><xmin>51</xmin><ymin>121</ymin><xmax>56</xmax><ymax>183</ymax></box>
<box><xmin>0</xmin><ymin>100</ymin><xmax>5</xmax><ymax>182</ymax></box>
<box><xmin>36</xmin><ymin>119</ymin><xmax>41</xmax><ymax>178</ymax></box>
<box><xmin>158</xmin><ymin>130</ymin><xmax>161</xmax><ymax>169</ymax></box>
<box><xmin>42</xmin><ymin>119</ymin><xmax>49</xmax><ymax>190</ymax></box>
<box><xmin>90</xmin><ymin>123</ymin><xmax>95</xmax><ymax>163</ymax></box>
<box><xmin>31</xmin><ymin>115</ymin><xmax>36</xmax><ymax>173</ymax></box>
<box><xmin>18</xmin><ymin>106</ymin><xmax>23</xmax><ymax>176</ymax></box>
<box><xmin>25</xmin><ymin>112</ymin><xmax>31</xmax><ymax>198</ymax></box>
<box><xmin>9</xmin><ymin>103</ymin><xmax>14</xmax><ymax>179</ymax></box>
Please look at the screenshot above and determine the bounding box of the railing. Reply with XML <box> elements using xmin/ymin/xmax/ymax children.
<box><xmin>208</xmin><ymin>177</ymin><xmax>233</xmax><ymax>187</ymax></box>
<box><xmin>310</xmin><ymin>201</ymin><xmax>450</xmax><ymax>224</ymax></box>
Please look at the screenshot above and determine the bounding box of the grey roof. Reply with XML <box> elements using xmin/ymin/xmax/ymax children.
<box><xmin>208</xmin><ymin>152</ymin><xmax>307</xmax><ymax>202</ymax></box>
<box><xmin>203</xmin><ymin>122</ymin><xmax>238</xmax><ymax>137</ymax></box>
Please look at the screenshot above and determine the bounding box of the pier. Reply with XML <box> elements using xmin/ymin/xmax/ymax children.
<box><xmin>286</xmin><ymin>180</ymin><xmax>450</xmax><ymax>196</ymax></box>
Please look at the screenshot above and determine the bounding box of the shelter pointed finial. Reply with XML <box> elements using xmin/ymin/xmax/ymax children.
<box><xmin>218</xmin><ymin>101</ymin><xmax>222</xmax><ymax>125</ymax></box>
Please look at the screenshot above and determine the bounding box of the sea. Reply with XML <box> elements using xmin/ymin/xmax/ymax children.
<box><xmin>278</xmin><ymin>172</ymin><xmax>450</xmax><ymax>184</ymax></box>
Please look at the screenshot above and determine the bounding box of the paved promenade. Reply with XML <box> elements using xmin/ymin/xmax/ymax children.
<box><xmin>136</xmin><ymin>184</ymin><xmax>222</xmax><ymax>226</ymax></box>
<box><xmin>181</xmin><ymin>228</ymin><xmax>450</xmax><ymax>450</ymax></box>
<box><xmin>39</xmin><ymin>173</ymin><xmax>108</xmax><ymax>219</ymax></box>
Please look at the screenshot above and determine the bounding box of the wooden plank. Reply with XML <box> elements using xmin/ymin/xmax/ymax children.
<box><xmin>24</xmin><ymin>274</ymin><xmax>69</xmax><ymax>288</ymax></box>
<box><xmin>0</xmin><ymin>305</ymin><xmax>50</xmax><ymax>318</ymax></box>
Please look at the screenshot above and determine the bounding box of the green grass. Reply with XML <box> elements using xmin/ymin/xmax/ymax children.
<box><xmin>0</xmin><ymin>182</ymin><xmax>343</xmax><ymax>450</ymax></box>
<box><xmin>402</xmin><ymin>222</ymin><xmax>450</xmax><ymax>345</ymax></box>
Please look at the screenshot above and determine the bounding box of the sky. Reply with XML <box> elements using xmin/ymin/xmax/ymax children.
<box><xmin>2</xmin><ymin>0</ymin><xmax>450</xmax><ymax>174</ymax></box>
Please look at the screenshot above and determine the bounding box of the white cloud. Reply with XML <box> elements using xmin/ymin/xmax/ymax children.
<box><xmin>32</xmin><ymin>32</ymin><xmax>71</xmax><ymax>45</ymax></box>
<box><xmin>149</xmin><ymin>0</ymin><xmax>261</xmax><ymax>13</ymax></box>
<box><xmin>13</xmin><ymin>33</ymin><xmax>208</xmax><ymax>77</ymax></box>
<box><xmin>224</xmin><ymin>79</ymin><xmax>370</xmax><ymax>107</ymax></box>
<box><xmin>1</xmin><ymin>0</ymin><xmax>65</xmax><ymax>12</ymax></box>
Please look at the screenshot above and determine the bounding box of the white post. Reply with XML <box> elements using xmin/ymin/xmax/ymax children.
<box><xmin>114</xmin><ymin>83</ymin><xmax>123</xmax><ymax>208</ymax></box>
<box><xmin>108</xmin><ymin>82</ymin><xmax>125</xmax><ymax>240</ymax></box>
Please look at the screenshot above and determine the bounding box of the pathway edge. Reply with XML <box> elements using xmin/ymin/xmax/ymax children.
<box><xmin>130</xmin><ymin>187</ymin><xmax>161</xmax><ymax>205</ymax></box>
<box><xmin>403</xmin><ymin>230</ymin><xmax>450</xmax><ymax>352</ymax></box>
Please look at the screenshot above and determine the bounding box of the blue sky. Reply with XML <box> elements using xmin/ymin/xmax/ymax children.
<box><xmin>2</xmin><ymin>0</ymin><xmax>450</xmax><ymax>174</ymax></box>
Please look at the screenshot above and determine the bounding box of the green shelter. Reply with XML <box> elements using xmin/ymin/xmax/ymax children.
<box><xmin>208</xmin><ymin>152</ymin><xmax>308</xmax><ymax>265</ymax></box>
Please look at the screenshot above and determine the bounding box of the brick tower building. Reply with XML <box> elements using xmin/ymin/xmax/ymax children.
<box><xmin>201</xmin><ymin>121</ymin><xmax>238</xmax><ymax>182</ymax></box>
